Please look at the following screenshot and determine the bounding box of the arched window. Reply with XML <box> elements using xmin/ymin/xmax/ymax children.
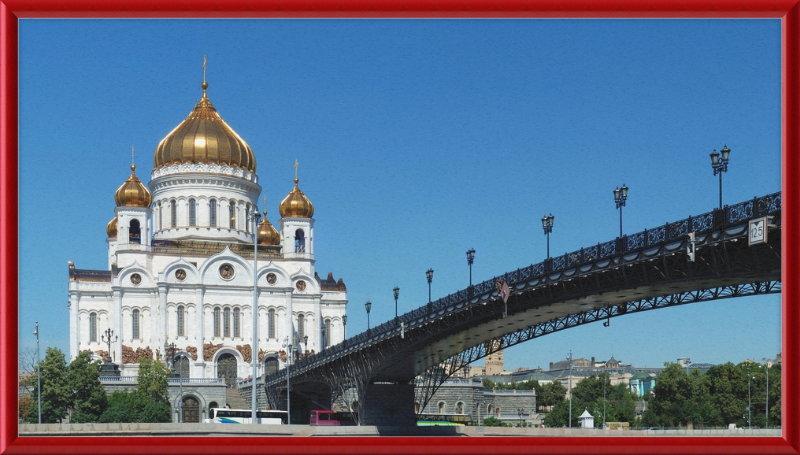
<box><xmin>438</xmin><ymin>402</ymin><xmax>446</xmax><ymax>414</ymax></box>
<box><xmin>487</xmin><ymin>404</ymin><xmax>493</xmax><ymax>414</ymax></box>
<box><xmin>233</xmin><ymin>308</ymin><xmax>240</xmax><ymax>338</ymax></box>
<box><xmin>177</xmin><ymin>305</ymin><xmax>185</xmax><ymax>337</ymax></box>
<box><xmin>223</xmin><ymin>307</ymin><xmax>231</xmax><ymax>337</ymax></box>
<box><xmin>129</xmin><ymin>219</ymin><xmax>141</xmax><ymax>244</ymax></box>
<box><xmin>245</xmin><ymin>204</ymin><xmax>250</xmax><ymax>233</ymax></box>
<box><xmin>297</xmin><ymin>314</ymin><xmax>304</xmax><ymax>339</ymax></box>
<box><xmin>268</xmin><ymin>309</ymin><xmax>275</xmax><ymax>339</ymax></box>
<box><xmin>209</xmin><ymin>199</ymin><xmax>217</xmax><ymax>227</ymax></box>
<box><xmin>214</xmin><ymin>307</ymin><xmax>220</xmax><ymax>337</ymax></box>
<box><xmin>294</xmin><ymin>229</ymin><xmax>305</xmax><ymax>252</ymax></box>
<box><xmin>229</xmin><ymin>202</ymin><xmax>236</xmax><ymax>229</ymax></box>
<box><xmin>324</xmin><ymin>319</ymin><xmax>331</xmax><ymax>347</ymax></box>
<box><xmin>170</xmin><ymin>200</ymin><xmax>177</xmax><ymax>228</ymax></box>
<box><xmin>456</xmin><ymin>402</ymin><xmax>464</xmax><ymax>414</ymax></box>
<box><xmin>189</xmin><ymin>199</ymin><xmax>196</xmax><ymax>226</ymax></box>
<box><xmin>89</xmin><ymin>312</ymin><xmax>97</xmax><ymax>342</ymax></box>
<box><xmin>158</xmin><ymin>202</ymin><xmax>163</xmax><ymax>230</ymax></box>
<box><xmin>132</xmin><ymin>309</ymin><xmax>140</xmax><ymax>339</ymax></box>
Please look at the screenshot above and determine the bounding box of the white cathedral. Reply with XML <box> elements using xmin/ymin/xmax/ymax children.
<box><xmin>68</xmin><ymin>79</ymin><xmax>348</xmax><ymax>384</ymax></box>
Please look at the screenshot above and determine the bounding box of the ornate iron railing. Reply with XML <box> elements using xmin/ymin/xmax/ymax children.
<box><xmin>265</xmin><ymin>192</ymin><xmax>781</xmax><ymax>384</ymax></box>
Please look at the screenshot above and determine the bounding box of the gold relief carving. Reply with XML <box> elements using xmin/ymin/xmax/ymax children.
<box><xmin>279</xmin><ymin>350</ymin><xmax>287</xmax><ymax>362</ymax></box>
<box><xmin>219</xmin><ymin>264</ymin><xmax>234</xmax><ymax>279</ymax></box>
<box><xmin>155</xmin><ymin>349</ymin><xmax>160</xmax><ymax>361</ymax></box>
<box><xmin>258</xmin><ymin>348</ymin><xmax>267</xmax><ymax>362</ymax></box>
<box><xmin>237</xmin><ymin>344</ymin><xmax>252</xmax><ymax>363</ymax></box>
<box><xmin>95</xmin><ymin>350</ymin><xmax>109</xmax><ymax>362</ymax></box>
<box><xmin>204</xmin><ymin>342</ymin><xmax>224</xmax><ymax>360</ymax></box>
<box><xmin>296</xmin><ymin>280</ymin><xmax>306</xmax><ymax>291</ymax></box>
<box><xmin>185</xmin><ymin>345</ymin><xmax>198</xmax><ymax>361</ymax></box>
<box><xmin>122</xmin><ymin>345</ymin><xmax>154</xmax><ymax>364</ymax></box>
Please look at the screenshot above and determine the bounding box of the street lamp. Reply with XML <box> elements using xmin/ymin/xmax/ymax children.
<box><xmin>426</xmin><ymin>268</ymin><xmax>434</xmax><ymax>311</ymax></box>
<box><xmin>613</xmin><ymin>184</ymin><xmax>629</xmax><ymax>238</ymax></box>
<box><xmin>342</xmin><ymin>315</ymin><xmax>347</xmax><ymax>340</ymax></box>
<box><xmin>393</xmin><ymin>286</ymin><xmax>400</xmax><ymax>319</ymax></box>
<box><xmin>518</xmin><ymin>408</ymin><xmax>524</xmax><ymax>427</ymax></box>
<box><xmin>567</xmin><ymin>350</ymin><xmax>573</xmax><ymax>429</ymax></box>
<box><xmin>321</xmin><ymin>325</ymin><xmax>327</xmax><ymax>350</ymax></box>
<box><xmin>165</xmin><ymin>341</ymin><xmax>181</xmax><ymax>422</ymax></box>
<box><xmin>541</xmin><ymin>214</ymin><xmax>554</xmax><ymax>259</ymax></box>
<box><xmin>303</xmin><ymin>335</ymin><xmax>308</xmax><ymax>355</ymax></box>
<box><xmin>34</xmin><ymin>321</ymin><xmax>41</xmax><ymax>424</ymax></box>
<box><xmin>466</xmin><ymin>248</ymin><xmax>476</xmax><ymax>288</ymax></box>
<box><xmin>710</xmin><ymin>145</ymin><xmax>731</xmax><ymax>209</ymax></box>
<box><xmin>748</xmin><ymin>374</ymin><xmax>755</xmax><ymax>430</ymax></box>
<box><xmin>248</xmin><ymin>208</ymin><xmax>261</xmax><ymax>423</ymax></box>
<box><xmin>173</xmin><ymin>338</ymin><xmax>185</xmax><ymax>424</ymax></box>
<box><xmin>282</xmin><ymin>336</ymin><xmax>296</xmax><ymax>424</ymax></box>
<box><xmin>100</xmin><ymin>328</ymin><xmax>118</xmax><ymax>363</ymax></box>
<box><xmin>365</xmin><ymin>301</ymin><xmax>372</xmax><ymax>331</ymax></box>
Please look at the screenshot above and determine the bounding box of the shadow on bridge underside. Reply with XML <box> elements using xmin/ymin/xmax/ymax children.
<box><xmin>264</xmin><ymin>192</ymin><xmax>781</xmax><ymax>421</ymax></box>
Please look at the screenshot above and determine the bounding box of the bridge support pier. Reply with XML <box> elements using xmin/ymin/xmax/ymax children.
<box><xmin>362</xmin><ymin>383</ymin><xmax>416</xmax><ymax>426</ymax></box>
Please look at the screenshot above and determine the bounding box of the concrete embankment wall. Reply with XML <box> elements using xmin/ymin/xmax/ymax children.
<box><xmin>17</xmin><ymin>424</ymin><xmax>782</xmax><ymax>437</ymax></box>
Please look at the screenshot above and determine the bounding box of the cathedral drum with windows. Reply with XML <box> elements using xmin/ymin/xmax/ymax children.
<box><xmin>68</xmin><ymin>79</ymin><xmax>348</xmax><ymax>383</ymax></box>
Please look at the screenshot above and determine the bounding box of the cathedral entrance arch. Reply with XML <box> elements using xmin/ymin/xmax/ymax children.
<box><xmin>217</xmin><ymin>353</ymin><xmax>238</xmax><ymax>386</ymax></box>
<box><xmin>182</xmin><ymin>396</ymin><xmax>200</xmax><ymax>423</ymax></box>
<box><xmin>263</xmin><ymin>356</ymin><xmax>279</xmax><ymax>378</ymax></box>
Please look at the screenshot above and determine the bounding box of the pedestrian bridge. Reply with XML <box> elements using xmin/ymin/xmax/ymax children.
<box><xmin>263</xmin><ymin>192</ymin><xmax>781</xmax><ymax>425</ymax></box>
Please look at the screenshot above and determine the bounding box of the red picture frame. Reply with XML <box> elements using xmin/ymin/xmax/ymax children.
<box><xmin>1</xmin><ymin>1</ymin><xmax>798</xmax><ymax>454</ymax></box>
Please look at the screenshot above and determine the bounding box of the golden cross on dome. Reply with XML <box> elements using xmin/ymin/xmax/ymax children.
<box><xmin>131</xmin><ymin>145</ymin><xmax>136</xmax><ymax>172</ymax></box>
<box><xmin>203</xmin><ymin>55</ymin><xmax>207</xmax><ymax>83</ymax></box>
<box><xmin>294</xmin><ymin>159</ymin><xmax>299</xmax><ymax>180</ymax></box>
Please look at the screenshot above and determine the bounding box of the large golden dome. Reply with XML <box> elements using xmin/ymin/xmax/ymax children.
<box><xmin>279</xmin><ymin>178</ymin><xmax>314</xmax><ymax>218</ymax></box>
<box><xmin>114</xmin><ymin>165</ymin><xmax>152</xmax><ymax>207</ymax></box>
<box><xmin>258</xmin><ymin>211</ymin><xmax>281</xmax><ymax>245</ymax></box>
<box><xmin>153</xmin><ymin>82</ymin><xmax>256</xmax><ymax>173</ymax></box>
<box><xmin>106</xmin><ymin>216</ymin><xmax>118</xmax><ymax>238</ymax></box>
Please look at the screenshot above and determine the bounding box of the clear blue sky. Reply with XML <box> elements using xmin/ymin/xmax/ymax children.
<box><xmin>18</xmin><ymin>19</ymin><xmax>782</xmax><ymax>371</ymax></box>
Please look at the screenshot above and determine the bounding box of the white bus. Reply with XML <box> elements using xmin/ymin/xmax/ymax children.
<box><xmin>204</xmin><ymin>408</ymin><xmax>288</xmax><ymax>424</ymax></box>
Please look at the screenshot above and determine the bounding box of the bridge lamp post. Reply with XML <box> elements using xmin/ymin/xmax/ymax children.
<box><xmin>710</xmin><ymin>145</ymin><xmax>730</xmax><ymax>210</ymax></box>
<box><xmin>613</xmin><ymin>184</ymin><xmax>628</xmax><ymax>238</ymax></box>
<box><xmin>541</xmin><ymin>214</ymin><xmax>554</xmax><ymax>259</ymax></box>
<box><xmin>426</xmin><ymin>268</ymin><xmax>434</xmax><ymax>312</ymax></box>
<box><xmin>365</xmin><ymin>301</ymin><xmax>372</xmax><ymax>332</ymax></box>
<box><xmin>34</xmin><ymin>321</ymin><xmax>41</xmax><ymax>424</ymax></box>
<box><xmin>466</xmin><ymin>248</ymin><xmax>475</xmax><ymax>286</ymax></box>
<box><xmin>342</xmin><ymin>315</ymin><xmax>347</xmax><ymax>340</ymax></box>
<box><xmin>101</xmin><ymin>328</ymin><xmax>117</xmax><ymax>363</ymax></box>
<box><xmin>166</xmin><ymin>341</ymin><xmax>182</xmax><ymax>422</ymax></box>
<box><xmin>567</xmin><ymin>350</ymin><xmax>573</xmax><ymax>429</ymax></box>
<box><xmin>249</xmin><ymin>208</ymin><xmax>260</xmax><ymax>423</ymax></box>
<box><xmin>393</xmin><ymin>286</ymin><xmax>400</xmax><ymax>319</ymax></box>
<box><xmin>303</xmin><ymin>335</ymin><xmax>308</xmax><ymax>356</ymax></box>
<box><xmin>282</xmin><ymin>336</ymin><xmax>295</xmax><ymax>424</ymax></box>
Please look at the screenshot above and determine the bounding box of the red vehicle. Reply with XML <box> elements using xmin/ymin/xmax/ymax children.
<box><xmin>309</xmin><ymin>410</ymin><xmax>357</xmax><ymax>426</ymax></box>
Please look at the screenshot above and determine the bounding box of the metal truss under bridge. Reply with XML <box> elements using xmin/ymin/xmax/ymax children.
<box><xmin>264</xmin><ymin>192</ymin><xmax>781</xmax><ymax>424</ymax></box>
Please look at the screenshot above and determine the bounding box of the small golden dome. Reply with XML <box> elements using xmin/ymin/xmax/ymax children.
<box><xmin>279</xmin><ymin>177</ymin><xmax>314</xmax><ymax>218</ymax></box>
<box><xmin>114</xmin><ymin>165</ymin><xmax>152</xmax><ymax>207</ymax></box>
<box><xmin>106</xmin><ymin>216</ymin><xmax>118</xmax><ymax>238</ymax></box>
<box><xmin>258</xmin><ymin>211</ymin><xmax>281</xmax><ymax>245</ymax></box>
<box><xmin>153</xmin><ymin>82</ymin><xmax>256</xmax><ymax>173</ymax></box>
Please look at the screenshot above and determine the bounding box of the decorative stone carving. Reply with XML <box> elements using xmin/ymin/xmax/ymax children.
<box><xmin>296</xmin><ymin>280</ymin><xmax>306</xmax><ymax>291</ymax></box>
<box><xmin>185</xmin><ymin>345</ymin><xmax>198</xmax><ymax>360</ymax></box>
<box><xmin>204</xmin><ymin>342</ymin><xmax>224</xmax><ymax>360</ymax></box>
<box><xmin>279</xmin><ymin>350</ymin><xmax>287</xmax><ymax>362</ymax></box>
<box><xmin>258</xmin><ymin>348</ymin><xmax>267</xmax><ymax>362</ymax></box>
<box><xmin>175</xmin><ymin>269</ymin><xmax>186</xmax><ymax>281</ymax></box>
<box><xmin>237</xmin><ymin>344</ymin><xmax>252</xmax><ymax>363</ymax></box>
<box><xmin>266</xmin><ymin>273</ymin><xmax>277</xmax><ymax>284</ymax></box>
<box><xmin>219</xmin><ymin>264</ymin><xmax>234</xmax><ymax>280</ymax></box>
<box><xmin>94</xmin><ymin>350</ymin><xmax>109</xmax><ymax>362</ymax></box>
<box><xmin>130</xmin><ymin>273</ymin><xmax>142</xmax><ymax>285</ymax></box>
<box><xmin>121</xmin><ymin>344</ymin><xmax>153</xmax><ymax>364</ymax></box>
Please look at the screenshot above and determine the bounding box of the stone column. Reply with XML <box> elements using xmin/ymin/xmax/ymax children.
<box><xmin>195</xmin><ymin>287</ymin><xmax>205</xmax><ymax>362</ymax></box>
<box><xmin>69</xmin><ymin>293</ymin><xmax>79</xmax><ymax>360</ymax></box>
<box><xmin>113</xmin><ymin>289</ymin><xmax>122</xmax><ymax>363</ymax></box>
<box><xmin>158</xmin><ymin>284</ymin><xmax>168</xmax><ymax>356</ymax></box>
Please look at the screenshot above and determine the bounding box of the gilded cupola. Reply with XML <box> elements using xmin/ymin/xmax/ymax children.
<box><xmin>152</xmin><ymin>81</ymin><xmax>256</xmax><ymax>173</ymax></box>
<box><xmin>115</xmin><ymin>164</ymin><xmax>152</xmax><ymax>207</ymax></box>
<box><xmin>106</xmin><ymin>216</ymin><xmax>118</xmax><ymax>238</ymax></box>
<box><xmin>279</xmin><ymin>177</ymin><xmax>314</xmax><ymax>218</ymax></box>
<box><xmin>258</xmin><ymin>210</ymin><xmax>281</xmax><ymax>245</ymax></box>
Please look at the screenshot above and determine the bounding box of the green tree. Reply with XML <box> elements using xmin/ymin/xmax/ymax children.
<box><xmin>482</xmin><ymin>416</ymin><xmax>505</xmax><ymax>427</ymax></box>
<box><xmin>98</xmin><ymin>390</ymin><xmax>140</xmax><ymax>423</ymax></box>
<box><xmin>136</xmin><ymin>358</ymin><xmax>171</xmax><ymax>423</ymax></box>
<box><xmin>26</xmin><ymin>347</ymin><xmax>71</xmax><ymax>423</ymax></box>
<box><xmin>539</xmin><ymin>380</ymin><xmax>567</xmax><ymax>412</ymax></box>
<box><xmin>67</xmin><ymin>351</ymin><xmax>108</xmax><ymax>423</ymax></box>
<box><xmin>482</xmin><ymin>378</ymin><xmax>496</xmax><ymax>390</ymax></box>
<box><xmin>543</xmin><ymin>398</ymin><xmax>575</xmax><ymax>428</ymax></box>
<box><xmin>705</xmin><ymin>362</ymin><xmax>745</xmax><ymax>426</ymax></box>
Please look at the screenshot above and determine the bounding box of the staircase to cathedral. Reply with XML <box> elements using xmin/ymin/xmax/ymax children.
<box><xmin>227</xmin><ymin>386</ymin><xmax>250</xmax><ymax>410</ymax></box>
